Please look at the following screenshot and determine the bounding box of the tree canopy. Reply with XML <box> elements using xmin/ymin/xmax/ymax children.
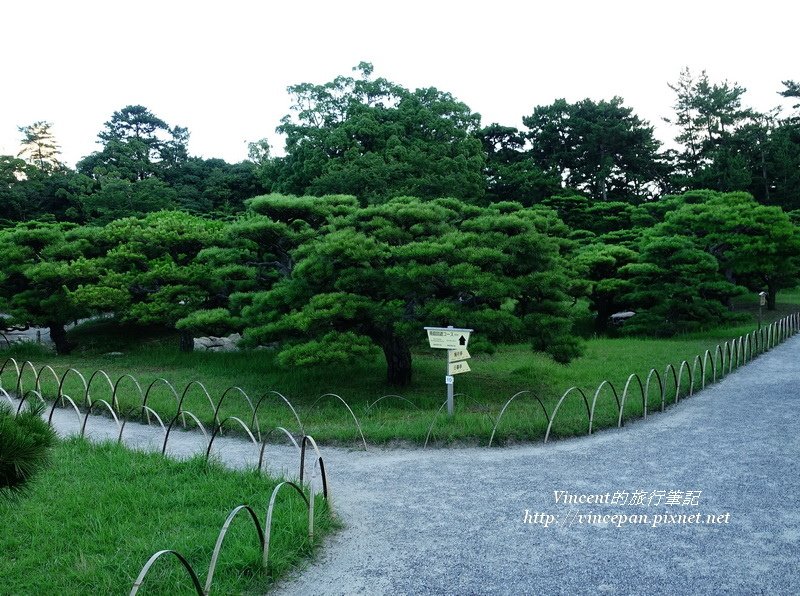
<box><xmin>267</xmin><ymin>63</ymin><xmax>486</xmax><ymax>203</ymax></box>
<box><xmin>77</xmin><ymin>105</ymin><xmax>190</xmax><ymax>182</ymax></box>
<box><xmin>17</xmin><ymin>121</ymin><xmax>63</xmax><ymax>172</ymax></box>
<box><xmin>0</xmin><ymin>221</ymin><xmax>103</xmax><ymax>353</ymax></box>
<box><xmin>524</xmin><ymin>97</ymin><xmax>664</xmax><ymax>202</ymax></box>
<box><xmin>653</xmin><ymin>191</ymin><xmax>800</xmax><ymax>308</ymax></box>
<box><xmin>238</xmin><ymin>194</ymin><xmax>581</xmax><ymax>385</ymax></box>
<box><xmin>620</xmin><ymin>235</ymin><xmax>747</xmax><ymax>337</ymax></box>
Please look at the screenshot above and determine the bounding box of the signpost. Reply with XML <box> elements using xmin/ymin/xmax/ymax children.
<box><xmin>424</xmin><ymin>326</ymin><xmax>473</xmax><ymax>416</ymax></box>
<box><xmin>758</xmin><ymin>291</ymin><xmax>767</xmax><ymax>333</ymax></box>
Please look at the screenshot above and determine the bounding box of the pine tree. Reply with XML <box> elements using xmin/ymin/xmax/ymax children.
<box><xmin>17</xmin><ymin>121</ymin><xmax>62</xmax><ymax>172</ymax></box>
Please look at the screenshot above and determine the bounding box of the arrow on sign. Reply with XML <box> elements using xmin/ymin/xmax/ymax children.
<box><xmin>424</xmin><ymin>327</ymin><xmax>472</xmax><ymax>350</ymax></box>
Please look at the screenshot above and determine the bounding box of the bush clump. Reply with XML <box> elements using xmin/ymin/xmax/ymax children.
<box><xmin>0</xmin><ymin>404</ymin><xmax>57</xmax><ymax>492</ymax></box>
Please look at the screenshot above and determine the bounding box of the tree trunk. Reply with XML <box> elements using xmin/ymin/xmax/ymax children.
<box><xmin>594</xmin><ymin>301</ymin><xmax>612</xmax><ymax>333</ymax></box>
<box><xmin>723</xmin><ymin>268</ymin><xmax>737</xmax><ymax>310</ymax></box>
<box><xmin>600</xmin><ymin>177</ymin><xmax>607</xmax><ymax>202</ymax></box>
<box><xmin>48</xmin><ymin>322</ymin><xmax>72</xmax><ymax>355</ymax></box>
<box><xmin>179</xmin><ymin>329</ymin><xmax>194</xmax><ymax>352</ymax></box>
<box><xmin>767</xmin><ymin>283</ymin><xmax>777</xmax><ymax>311</ymax></box>
<box><xmin>761</xmin><ymin>149</ymin><xmax>770</xmax><ymax>202</ymax></box>
<box><xmin>382</xmin><ymin>335</ymin><xmax>412</xmax><ymax>386</ymax></box>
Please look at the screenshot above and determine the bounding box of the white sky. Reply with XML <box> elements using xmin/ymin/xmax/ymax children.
<box><xmin>1</xmin><ymin>0</ymin><xmax>797</xmax><ymax>167</ymax></box>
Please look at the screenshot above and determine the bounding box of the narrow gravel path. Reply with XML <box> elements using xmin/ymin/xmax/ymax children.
<box><xmin>39</xmin><ymin>335</ymin><xmax>800</xmax><ymax>595</ymax></box>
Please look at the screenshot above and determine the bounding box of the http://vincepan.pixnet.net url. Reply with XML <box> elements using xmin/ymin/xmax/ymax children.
<box><xmin>523</xmin><ymin>489</ymin><xmax>731</xmax><ymax>528</ymax></box>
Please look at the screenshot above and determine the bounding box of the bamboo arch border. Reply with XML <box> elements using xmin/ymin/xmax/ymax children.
<box><xmin>129</xmin><ymin>480</ymin><xmax>322</xmax><ymax>595</ymax></box>
<box><xmin>1</xmin><ymin>372</ymin><xmax>331</xmax><ymax>596</ymax></box>
<box><xmin>489</xmin><ymin>313</ymin><xmax>799</xmax><ymax>445</ymax></box>
<box><xmin>0</xmin><ymin>360</ymin><xmax>368</xmax><ymax>462</ymax></box>
<box><xmin>2</xmin><ymin>314</ymin><xmax>799</xmax><ymax>454</ymax></box>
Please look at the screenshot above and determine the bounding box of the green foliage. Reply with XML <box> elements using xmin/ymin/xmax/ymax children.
<box><xmin>574</xmin><ymin>243</ymin><xmax>638</xmax><ymax>331</ymax></box>
<box><xmin>0</xmin><ymin>221</ymin><xmax>100</xmax><ymax>353</ymax></box>
<box><xmin>77</xmin><ymin>105</ymin><xmax>189</xmax><ymax>182</ymax></box>
<box><xmin>0</xmin><ymin>157</ymin><xmax>92</xmax><ymax>224</ymax></box>
<box><xmin>524</xmin><ymin>97</ymin><xmax>665</xmax><ymax>201</ymax></box>
<box><xmin>277</xmin><ymin>331</ymin><xmax>379</xmax><ymax>366</ymax></box>
<box><xmin>665</xmin><ymin>68</ymin><xmax>751</xmax><ymax>188</ymax></box>
<box><xmin>4</xmin><ymin>69</ymin><xmax>800</xmax><ymax>230</ymax></box>
<box><xmin>162</xmin><ymin>157</ymin><xmax>266</xmax><ymax>215</ymax></box>
<box><xmin>653</xmin><ymin>191</ymin><xmax>800</xmax><ymax>308</ymax></box>
<box><xmin>0</xmin><ymin>404</ymin><xmax>56</xmax><ymax>492</ymax></box>
<box><xmin>175</xmin><ymin>308</ymin><xmax>237</xmax><ymax>336</ymax></box>
<box><xmin>741</xmin><ymin>118</ymin><xmax>800</xmax><ymax>210</ymax></box>
<box><xmin>270</xmin><ymin>63</ymin><xmax>486</xmax><ymax>203</ymax></box>
<box><xmin>540</xmin><ymin>195</ymin><xmax>657</xmax><ymax>238</ymax></box>
<box><xmin>661</xmin><ymin>68</ymin><xmax>800</xmax><ymax>209</ymax></box>
<box><xmin>621</xmin><ymin>236</ymin><xmax>747</xmax><ymax>336</ymax></box>
<box><xmin>79</xmin><ymin>176</ymin><xmax>178</xmax><ymax>223</ymax></box>
<box><xmin>240</xmin><ymin>194</ymin><xmax>581</xmax><ymax>385</ymax></box>
<box><xmin>3</xmin><ymin>73</ymin><xmax>798</xmax><ymax>375</ymax></box>
<box><xmin>72</xmin><ymin>212</ymin><xmax>236</xmax><ymax>344</ymax></box>
<box><xmin>478</xmin><ymin>123</ymin><xmax>561</xmax><ymax>205</ymax></box>
<box><xmin>16</xmin><ymin>121</ymin><xmax>63</xmax><ymax>172</ymax></box>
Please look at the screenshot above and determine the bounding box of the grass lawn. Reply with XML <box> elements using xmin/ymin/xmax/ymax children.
<box><xmin>0</xmin><ymin>438</ymin><xmax>333</xmax><ymax>595</ymax></box>
<box><xmin>2</xmin><ymin>289</ymin><xmax>798</xmax><ymax>446</ymax></box>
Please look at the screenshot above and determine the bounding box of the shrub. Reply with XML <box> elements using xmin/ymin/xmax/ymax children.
<box><xmin>0</xmin><ymin>403</ymin><xmax>57</xmax><ymax>492</ymax></box>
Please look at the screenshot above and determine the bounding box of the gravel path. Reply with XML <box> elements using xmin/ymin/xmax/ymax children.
<box><xmin>37</xmin><ymin>335</ymin><xmax>800</xmax><ymax>595</ymax></box>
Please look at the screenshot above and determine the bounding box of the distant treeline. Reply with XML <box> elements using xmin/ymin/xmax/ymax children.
<box><xmin>2</xmin><ymin>64</ymin><xmax>800</xmax><ymax>226</ymax></box>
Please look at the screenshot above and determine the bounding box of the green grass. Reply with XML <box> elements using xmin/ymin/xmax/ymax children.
<box><xmin>2</xmin><ymin>289</ymin><xmax>798</xmax><ymax>446</ymax></box>
<box><xmin>0</xmin><ymin>438</ymin><xmax>333</xmax><ymax>595</ymax></box>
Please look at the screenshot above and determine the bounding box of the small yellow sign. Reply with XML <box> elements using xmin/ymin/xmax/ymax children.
<box><xmin>448</xmin><ymin>349</ymin><xmax>471</xmax><ymax>363</ymax></box>
<box><xmin>448</xmin><ymin>361</ymin><xmax>471</xmax><ymax>375</ymax></box>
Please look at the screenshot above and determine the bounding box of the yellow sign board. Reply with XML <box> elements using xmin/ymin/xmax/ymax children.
<box><xmin>424</xmin><ymin>327</ymin><xmax>472</xmax><ymax>350</ymax></box>
<box><xmin>448</xmin><ymin>361</ymin><xmax>471</xmax><ymax>375</ymax></box>
<box><xmin>448</xmin><ymin>349</ymin><xmax>471</xmax><ymax>363</ymax></box>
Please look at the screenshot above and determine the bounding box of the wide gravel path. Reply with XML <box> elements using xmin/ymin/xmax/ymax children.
<box><xmin>42</xmin><ymin>335</ymin><xmax>800</xmax><ymax>595</ymax></box>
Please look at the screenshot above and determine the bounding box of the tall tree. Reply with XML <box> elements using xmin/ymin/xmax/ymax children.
<box><xmin>0</xmin><ymin>156</ymin><xmax>34</xmax><ymax>223</ymax></box>
<box><xmin>665</xmin><ymin>68</ymin><xmax>752</xmax><ymax>189</ymax></box>
<box><xmin>665</xmin><ymin>68</ymin><xmax>703</xmax><ymax>181</ymax></box>
<box><xmin>0</xmin><ymin>156</ymin><xmax>92</xmax><ymax>224</ymax></box>
<box><xmin>731</xmin><ymin>109</ymin><xmax>780</xmax><ymax>202</ymax></box>
<box><xmin>269</xmin><ymin>63</ymin><xmax>486</xmax><ymax>203</ymax></box>
<box><xmin>478</xmin><ymin>123</ymin><xmax>560</xmax><ymax>205</ymax></box>
<box><xmin>17</xmin><ymin>121</ymin><xmax>62</xmax><ymax>172</ymax></box>
<box><xmin>524</xmin><ymin>97</ymin><xmax>663</xmax><ymax>202</ymax></box>
<box><xmin>77</xmin><ymin>105</ymin><xmax>189</xmax><ymax>181</ymax></box>
<box><xmin>764</xmin><ymin>121</ymin><xmax>800</xmax><ymax>209</ymax></box>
